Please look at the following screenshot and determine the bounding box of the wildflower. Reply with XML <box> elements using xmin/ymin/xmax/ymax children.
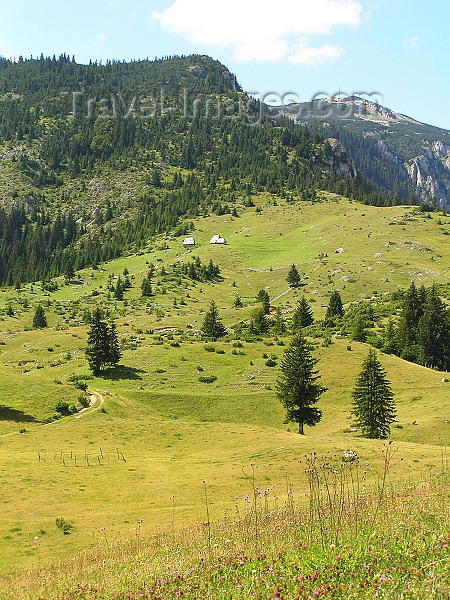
<box><xmin>342</xmin><ymin>450</ymin><xmax>358</xmax><ymax>462</ymax></box>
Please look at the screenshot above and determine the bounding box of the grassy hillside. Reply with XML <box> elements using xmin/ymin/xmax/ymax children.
<box><xmin>0</xmin><ymin>195</ymin><xmax>449</xmax><ymax>584</ymax></box>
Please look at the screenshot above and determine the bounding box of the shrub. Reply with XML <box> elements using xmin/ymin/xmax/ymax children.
<box><xmin>265</xmin><ymin>358</ymin><xmax>277</xmax><ymax>367</ymax></box>
<box><xmin>54</xmin><ymin>400</ymin><xmax>71</xmax><ymax>415</ymax></box>
<box><xmin>78</xmin><ymin>394</ymin><xmax>90</xmax><ymax>408</ymax></box>
<box><xmin>198</xmin><ymin>375</ymin><xmax>217</xmax><ymax>383</ymax></box>
<box><xmin>55</xmin><ymin>518</ymin><xmax>73</xmax><ymax>535</ymax></box>
<box><xmin>204</xmin><ymin>345</ymin><xmax>216</xmax><ymax>352</ymax></box>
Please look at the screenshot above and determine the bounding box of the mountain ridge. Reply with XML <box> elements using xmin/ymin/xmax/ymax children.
<box><xmin>278</xmin><ymin>95</ymin><xmax>450</xmax><ymax>207</ymax></box>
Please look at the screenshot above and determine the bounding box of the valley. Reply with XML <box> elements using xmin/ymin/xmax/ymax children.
<box><xmin>0</xmin><ymin>196</ymin><xmax>448</xmax><ymax>582</ymax></box>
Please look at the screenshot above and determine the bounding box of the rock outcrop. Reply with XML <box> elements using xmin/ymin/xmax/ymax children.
<box><xmin>326</xmin><ymin>138</ymin><xmax>357</xmax><ymax>179</ymax></box>
<box><xmin>406</xmin><ymin>142</ymin><xmax>450</xmax><ymax>207</ymax></box>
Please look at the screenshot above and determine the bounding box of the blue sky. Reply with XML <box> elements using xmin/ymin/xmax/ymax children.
<box><xmin>1</xmin><ymin>0</ymin><xmax>449</xmax><ymax>129</ymax></box>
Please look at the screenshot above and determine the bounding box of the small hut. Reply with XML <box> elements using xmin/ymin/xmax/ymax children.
<box><xmin>182</xmin><ymin>237</ymin><xmax>195</xmax><ymax>248</ymax></box>
<box><xmin>209</xmin><ymin>234</ymin><xmax>227</xmax><ymax>245</ymax></box>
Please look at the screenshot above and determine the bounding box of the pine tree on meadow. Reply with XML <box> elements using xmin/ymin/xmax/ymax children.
<box><xmin>85</xmin><ymin>308</ymin><xmax>121</xmax><ymax>374</ymax></box>
<box><xmin>201</xmin><ymin>300</ymin><xmax>227</xmax><ymax>340</ymax></box>
<box><xmin>32</xmin><ymin>304</ymin><xmax>47</xmax><ymax>328</ymax></box>
<box><xmin>351</xmin><ymin>349</ymin><xmax>396</xmax><ymax>439</ymax></box>
<box><xmin>276</xmin><ymin>333</ymin><xmax>327</xmax><ymax>434</ymax></box>
<box><xmin>292</xmin><ymin>296</ymin><xmax>314</xmax><ymax>329</ymax></box>
<box><xmin>286</xmin><ymin>264</ymin><xmax>301</xmax><ymax>288</ymax></box>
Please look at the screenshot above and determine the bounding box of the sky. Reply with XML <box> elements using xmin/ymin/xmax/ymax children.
<box><xmin>1</xmin><ymin>0</ymin><xmax>449</xmax><ymax>129</ymax></box>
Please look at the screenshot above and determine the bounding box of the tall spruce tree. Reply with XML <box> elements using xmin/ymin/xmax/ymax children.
<box><xmin>352</xmin><ymin>349</ymin><xmax>396</xmax><ymax>439</ymax></box>
<box><xmin>201</xmin><ymin>300</ymin><xmax>227</xmax><ymax>340</ymax></box>
<box><xmin>85</xmin><ymin>308</ymin><xmax>121</xmax><ymax>374</ymax></box>
<box><xmin>272</xmin><ymin>306</ymin><xmax>286</xmax><ymax>335</ymax></box>
<box><xmin>381</xmin><ymin>318</ymin><xmax>397</xmax><ymax>355</ymax></box>
<box><xmin>351</xmin><ymin>314</ymin><xmax>367</xmax><ymax>342</ymax></box>
<box><xmin>276</xmin><ymin>333</ymin><xmax>327</xmax><ymax>434</ymax></box>
<box><xmin>113</xmin><ymin>277</ymin><xmax>124</xmax><ymax>300</ymax></box>
<box><xmin>32</xmin><ymin>304</ymin><xmax>47</xmax><ymax>328</ymax></box>
<box><xmin>326</xmin><ymin>290</ymin><xmax>344</xmax><ymax>319</ymax></box>
<box><xmin>249</xmin><ymin>306</ymin><xmax>270</xmax><ymax>334</ymax></box>
<box><xmin>395</xmin><ymin>282</ymin><xmax>425</xmax><ymax>361</ymax></box>
<box><xmin>286</xmin><ymin>264</ymin><xmax>301</xmax><ymax>288</ymax></box>
<box><xmin>417</xmin><ymin>286</ymin><xmax>450</xmax><ymax>371</ymax></box>
<box><xmin>256</xmin><ymin>289</ymin><xmax>271</xmax><ymax>313</ymax></box>
<box><xmin>141</xmin><ymin>275</ymin><xmax>152</xmax><ymax>297</ymax></box>
<box><xmin>292</xmin><ymin>296</ymin><xmax>314</xmax><ymax>329</ymax></box>
<box><xmin>106</xmin><ymin>321</ymin><xmax>122</xmax><ymax>367</ymax></box>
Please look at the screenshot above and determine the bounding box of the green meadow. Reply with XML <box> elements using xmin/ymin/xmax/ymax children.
<box><xmin>0</xmin><ymin>195</ymin><xmax>449</xmax><ymax>586</ymax></box>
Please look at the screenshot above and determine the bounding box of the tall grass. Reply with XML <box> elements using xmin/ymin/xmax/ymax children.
<box><xmin>1</xmin><ymin>444</ymin><xmax>448</xmax><ymax>599</ymax></box>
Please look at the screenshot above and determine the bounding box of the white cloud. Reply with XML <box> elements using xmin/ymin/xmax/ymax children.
<box><xmin>403</xmin><ymin>36</ymin><xmax>419</xmax><ymax>49</ymax></box>
<box><xmin>98</xmin><ymin>32</ymin><xmax>106</xmax><ymax>42</ymax></box>
<box><xmin>152</xmin><ymin>0</ymin><xmax>362</xmax><ymax>64</ymax></box>
<box><xmin>290</xmin><ymin>43</ymin><xmax>345</xmax><ymax>66</ymax></box>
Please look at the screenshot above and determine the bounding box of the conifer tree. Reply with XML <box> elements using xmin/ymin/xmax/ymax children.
<box><xmin>351</xmin><ymin>315</ymin><xmax>367</xmax><ymax>342</ymax></box>
<box><xmin>272</xmin><ymin>306</ymin><xmax>286</xmax><ymax>335</ymax></box>
<box><xmin>85</xmin><ymin>308</ymin><xmax>121</xmax><ymax>374</ymax></box>
<box><xmin>292</xmin><ymin>296</ymin><xmax>314</xmax><ymax>329</ymax></box>
<box><xmin>85</xmin><ymin>309</ymin><xmax>110</xmax><ymax>374</ymax></box>
<box><xmin>201</xmin><ymin>300</ymin><xmax>227</xmax><ymax>340</ymax></box>
<box><xmin>249</xmin><ymin>307</ymin><xmax>270</xmax><ymax>334</ymax></box>
<box><xmin>114</xmin><ymin>278</ymin><xmax>124</xmax><ymax>300</ymax></box>
<box><xmin>276</xmin><ymin>333</ymin><xmax>326</xmax><ymax>434</ymax></box>
<box><xmin>32</xmin><ymin>304</ymin><xmax>47</xmax><ymax>328</ymax></box>
<box><xmin>324</xmin><ymin>290</ymin><xmax>344</xmax><ymax>326</ymax></box>
<box><xmin>141</xmin><ymin>276</ymin><xmax>152</xmax><ymax>297</ymax></box>
<box><xmin>256</xmin><ymin>289</ymin><xmax>270</xmax><ymax>313</ymax></box>
<box><xmin>233</xmin><ymin>295</ymin><xmax>243</xmax><ymax>308</ymax></box>
<box><xmin>381</xmin><ymin>318</ymin><xmax>397</xmax><ymax>355</ymax></box>
<box><xmin>64</xmin><ymin>255</ymin><xmax>75</xmax><ymax>282</ymax></box>
<box><xmin>417</xmin><ymin>286</ymin><xmax>450</xmax><ymax>371</ymax></box>
<box><xmin>327</xmin><ymin>290</ymin><xmax>344</xmax><ymax>317</ymax></box>
<box><xmin>352</xmin><ymin>349</ymin><xmax>396</xmax><ymax>439</ymax></box>
<box><xmin>286</xmin><ymin>264</ymin><xmax>301</xmax><ymax>288</ymax></box>
<box><xmin>395</xmin><ymin>282</ymin><xmax>425</xmax><ymax>361</ymax></box>
<box><xmin>106</xmin><ymin>321</ymin><xmax>122</xmax><ymax>367</ymax></box>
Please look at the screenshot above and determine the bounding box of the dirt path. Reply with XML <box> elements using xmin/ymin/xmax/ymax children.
<box><xmin>271</xmin><ymin>287</ymin><xmax>293</xmax><ymax>303</ymax></box>
<box><xmin>74</xmin><ymin>390</ymin><xmax>104</xmax><ymax>418</ymax></box>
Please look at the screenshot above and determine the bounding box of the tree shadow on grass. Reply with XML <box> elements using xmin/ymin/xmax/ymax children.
<box><xmin>0</xmin><ymin>405</ymin><xmax>38</xmax><ymax>423</ymax></box>
<box><xmin>101</xmin><ymin>365</ymin><xmax>145</xmax><ymax>381</ymax></box>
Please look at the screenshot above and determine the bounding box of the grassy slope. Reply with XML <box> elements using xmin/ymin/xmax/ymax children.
<box><xmin>0</xmin><ymin>195</ymin><xmax>449</xmax><ymax>574</ymax></box>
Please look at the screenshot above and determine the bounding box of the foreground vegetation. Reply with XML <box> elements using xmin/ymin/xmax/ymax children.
<box><xmin>1</xmin><ymin>446</ymin><xmax>448</xmax><ymax>599</ymax></box>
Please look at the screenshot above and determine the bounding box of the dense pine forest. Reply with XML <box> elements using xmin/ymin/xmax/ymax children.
<box><xmin>0</xmin><ymin>54</ymin><xmax>417</xmax><ymax>286</ymax></box>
